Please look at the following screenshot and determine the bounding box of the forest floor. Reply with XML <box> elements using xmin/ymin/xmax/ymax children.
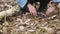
<box><xmin>0</xmin><ymin>0</ymin><xmax>60</xmax><ymax>34</ymax></box>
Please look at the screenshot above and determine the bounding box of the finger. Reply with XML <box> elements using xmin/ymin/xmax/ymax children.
<box><xmin>29</xmin><ymin>9</ymin><xmax>33</xmax><ymax>15</ymax></box>
<box><xmin>33</xmin><ymin>11</ymin><xmax>37</xmax><ymax>16</ymax></box>
<box><xmin>32</xmin><ymin>9</ymin><xmax>37</xmax><ymax>16</ymax></box>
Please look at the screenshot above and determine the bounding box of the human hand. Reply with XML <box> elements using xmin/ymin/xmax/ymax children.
<box><xmin>46</xmin><ymin>6</ymin><xmax>56</xmax><ymax>16</ymax></box>
<box><xmin>27</xmin><ymin>3</ymin><xmax>37</xmax><ymax>16</ymax></box>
